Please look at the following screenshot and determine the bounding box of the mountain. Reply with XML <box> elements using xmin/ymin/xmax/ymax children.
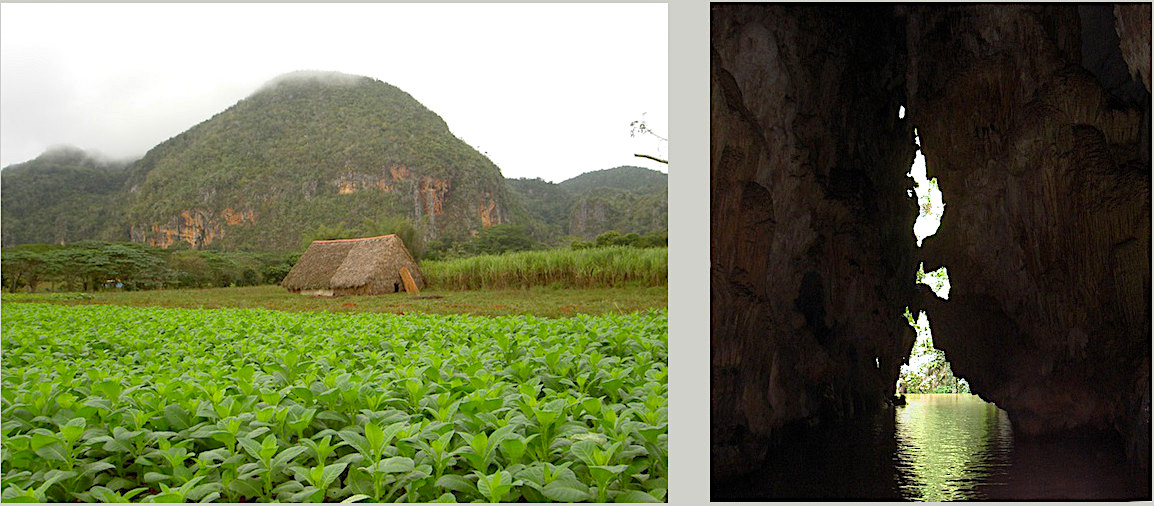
<box><xmin>505</xmin><ymin>165</ymin><xmax>668</xmax><ymax>242</ymax></box>
<box><xmin>118</xmin><ymin>71</ymin><xmax>511</xmax><ymax>251</ymax></box>
<box><xmin>0</xmin><ymin>146</ymin><xmax>130</xmax><ymax>245</ymax></box>
<box><xmin>2</xmin><ymin>73</ymin><xmax>667</xmax><ymax>251</ymax></box>
<box><xmin>557</xmin><ymin>165</ymin><xmax>668</xmax><ymax>194</ymax></box>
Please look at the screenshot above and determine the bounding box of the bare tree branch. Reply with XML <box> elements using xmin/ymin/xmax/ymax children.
<box><xmin>634</xmin><ymin>153</ymin><xmax>668</xmax><ymax>164</ymax></box>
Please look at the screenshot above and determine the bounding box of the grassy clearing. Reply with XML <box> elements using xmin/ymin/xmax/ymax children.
<box><xmin>2</xmin><ymin>303</ymin><xmax>668</xmax><ymax>502</ymax></box>
<box><xmin>0</xmin><ymin>284</ymin><xmax>666</xmax><ymax>318</ymax></box>
<box><xmin>422</xmin><ymin>247</ymin><xmax>667</xmax><ymax>290</ymax></box>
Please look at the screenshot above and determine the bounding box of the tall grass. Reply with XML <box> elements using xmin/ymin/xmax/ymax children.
<box><xmin>422</xmin><ymin>246</ymin><xmax>667</xmax><ymax>289</ymax></box>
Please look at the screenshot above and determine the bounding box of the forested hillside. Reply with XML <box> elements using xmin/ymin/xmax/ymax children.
<box><xmin>505</xmin><ymin>166</ymin><xmax>668</xmax><ymax>243</ymax></box>
<box><xmin>120</xmin><ymin>71</ymin><xmax>511</xmax><ymax>251</ymax></box>
<box><xmin>0</xmin><ymin>146</ymin><xmax>130</xmax><ymax>245</ymax></box>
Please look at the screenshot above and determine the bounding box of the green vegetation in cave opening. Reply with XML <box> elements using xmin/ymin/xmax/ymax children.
<box><xmin>916</xmin><ymin>262</ymin><xmax>950</xmax><ymax>300</ymax></box>
<box><xmin>899</xmin><ymin>308</ymin><xmax>970</xmax><ymax>394</ymax></box>
<box><xmin>900</xmin><ymin>125</ymin><xmax>964</xmax><ymax>394</ymax></box>
<box><xmin>908</xmin><ymin>128</ymin><xmax>944</xmax><ymax>247</ymax></box>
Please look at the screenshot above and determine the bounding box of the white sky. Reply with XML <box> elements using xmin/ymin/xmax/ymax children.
<box><xmin>907</xmin><ymin>131</ymin><xmax>943</xmax><ymax>247</ymax></box>
<box><xmin>0</xmin><ymin>3</ymin><xmax>668</xmax><ymax>183</ymax></box>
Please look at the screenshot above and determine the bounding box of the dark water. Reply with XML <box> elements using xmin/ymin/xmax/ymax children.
<box><xmin>715</xmin><ymin>394</ymin><xmax>1150</xmax><ymax>501</ymax></box>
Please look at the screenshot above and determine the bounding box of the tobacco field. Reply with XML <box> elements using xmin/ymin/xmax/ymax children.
<box><xmin>0</xmin><ymin>303</ymin><xmax>668</xmax><ymax>502</ymax></box>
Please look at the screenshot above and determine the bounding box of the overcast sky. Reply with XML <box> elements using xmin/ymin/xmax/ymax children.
<box><xmin>0</xmin><ymin>3</ymin><xmax>667</xmax><ymax>182</ymax></box>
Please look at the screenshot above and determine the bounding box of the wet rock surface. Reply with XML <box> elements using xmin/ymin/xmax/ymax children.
<box><xmin>912</xmin><ymin>3</ymin><xmax>1150</xmax><ymax>461</ymax></box>
<box><xmin>710</xmin><ymin>4</ymin><xmax>918</xmax><ymax>476</ymax></box>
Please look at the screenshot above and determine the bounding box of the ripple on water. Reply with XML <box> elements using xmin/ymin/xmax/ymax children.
<box><xmin>712</xmin><ymin>393</ymin><xmax>1149</xmax><ymax>501</ymax></box>
<box><xmin>894</xmin><ymin>394</ymin><xmax>1014</xmax><ymax>501</ymax></box>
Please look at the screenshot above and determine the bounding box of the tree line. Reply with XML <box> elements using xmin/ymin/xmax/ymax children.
<box><xmin>1</xmin><ymin>242</ymin><xmax>296</xmax><ymax>293</ymax></box>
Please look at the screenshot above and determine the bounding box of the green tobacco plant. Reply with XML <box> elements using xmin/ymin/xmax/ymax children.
<box><xmin>0</xmin><ymin>303</ymin><xmax>667</xmax><ymax>502</ymax></box>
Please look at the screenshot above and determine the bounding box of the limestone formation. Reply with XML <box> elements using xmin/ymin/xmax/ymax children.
<box><xmin>711</xmin><ymin>3</ymin><xmax>1151</xmax><ymax>479</ymax></box>
<box><xmin>711</xmin><ymin>4</ymin><xmax>919</xmax><ymax>475</ymax></box>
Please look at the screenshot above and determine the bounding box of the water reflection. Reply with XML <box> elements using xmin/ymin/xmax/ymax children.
<box><xmin>894</xmin><ymin>394</ymin><xmax>1012</xmax><ymax>500</ymax></box>
<box><xmin>713</xmin><ymin>394</ymin><xmax>1150</xmax><ymax>501</ymax></box>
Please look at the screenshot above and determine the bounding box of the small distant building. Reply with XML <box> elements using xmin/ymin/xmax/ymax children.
<box><xmin>281</xmin><ymin>234</ymin><xmax>425</xmax><ymax>296</ymax></box>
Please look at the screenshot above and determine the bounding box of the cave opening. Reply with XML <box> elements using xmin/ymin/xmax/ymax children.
<box><xmin>899</xmin><ymin>128</ymin><xmax>965</xmax><ymax>394</ymax></box>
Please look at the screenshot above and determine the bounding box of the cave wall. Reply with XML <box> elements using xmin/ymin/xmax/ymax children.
<box><xmin>710</xmin><ymin>4</ymin><xmax>917</xmax><ymax>475</ymax></box>
<box><xmin>711</xmin><ymin>3</ymin><xmax>1151</xmax><ymax>479</ymax></box>
<box><xmin>909</xmin><ymin>4</ymin><xmax>1151</xmax><ymax>455</ymax></box>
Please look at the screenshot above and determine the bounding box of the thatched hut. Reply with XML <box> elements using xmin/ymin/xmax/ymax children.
<box><xmin>281</xmin><ymin>234</ymin><xmax>425</xmax><ymax>296</ymax></box>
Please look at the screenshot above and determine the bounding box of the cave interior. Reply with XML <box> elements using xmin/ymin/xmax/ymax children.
<box><xmin>711</xmin><ymin>3</ymin><xmax>1151</xmax><ymax>482</ymax></box>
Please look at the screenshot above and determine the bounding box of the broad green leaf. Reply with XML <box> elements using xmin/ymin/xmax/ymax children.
<box><xmin>2</xmin><ymin>492</ymin><xmax>38</xmax><ymax>502</ymax></box>
<box><xmin>435</xmin><ymin>474</ymin><xmax>477</xmax><ymax>495</ymax></box>
<box><xmin>581</xmin><ymin>396</ymin><xmax>603</xmax><ymax>416</ymax></box>
<box><xmin>289</xmin><ymin>485</ymin><xmax>322</xmax><ymax>502</ymax></box>
<box><xmin>81</xmin><ymin>460</ymin><xmax>117</xmax><ymax>476</ymax></box>
<box><xmin>320</xmin><ymin>461</ymin><xmax>348</xmax><ymax>488</ymax></box>
<box><xmin>29</xmin><ymin>431</ymin><xmax>61</xmax><ymax>450</ymax></box>
<box><xmin>144</xmin><ymin>492</ymin><xmax>183</xmax><ymax>503</ymax></box>
<box><xmin>59</xmin><ymin>417</ymin><xmax>86</xmax><ymax>443</ymax></box>
<box><xmin>210</xmin><ymin>431</ymin><xmax>237</xmax><ymax>447</ymax></box>
<box><xmin>237</xmin><ymin>437</ymin><xmax>264</xmax><ymax>461</ymax></box>
<box><xmin>341</xmin><ymin>494</ymin><xmax>372</xmax><ymax>503</ymax></box>
<box><xmin>259</xmin><ymin>434</ymin><xmax>279</xmax><ymax>460</ymax></box>
<box><xmin>614</xmin><ymin>489</ymin><xmax>663</xmax><ymax>502</ymax></box>
<box><xmin>143</xmin><ymin>471</ymin><xmax>171</xmax><ymax>483</ymax></box>
<box><xmin>227</xmin><ymin>478</ymin><xmax>263</xmax><ymax>498</ymax></box>
<box><xmin>489</xmin><ymin>423</ymin><xmax>518</xmax><ymax>447</ymax></box>
<box><xmin>570</xmin><ymin>440</ymin><xmax>599</xmax><ymax>467</ymax></box>
<box><xmin>4</xmin><ymin>434</ymin><xmax>30</xmax><ymax>451</ymax></box>
<box><xmin>364</xmin><ymin>420</ymin><xmax>384</xmax><ymax>450</ymax></box>
<box><xmin>41</xmin><ymin>469</ymin><xmax>78</xmax><ymax>488</ymax></box>
<box><xmin>589</xmin><ymin>464</ymin><xmax>629</xmax><ymax>484</ymax></box>
<box><xmin>272</xmin><ymin>445</ymin><xmax>309</xmax><ymax>468</ymax></box>
<box><xmin>86</xmin><ymin>486</ymin><xmax>123</xmax><ymax>502</ymax></box>
<box><xmin>32</xmin><ymin>442</ymin><xmax>68</xmax><ymax>462</ymax></box>
<box><xmin>337</xmin><ymin>430</ymin><xmax>371</xmax><ymax>456</ymax></box>
<box><xmin>163</xmin><ymin>404</ymin><xmax>192</xmax><ymax>430</ymax></box>
<box><xmin>377</xmin><ymin>455</ymin><xmax>415</xmax><ymax>474</ymax></box>
<box><xmin>471</xmin><ymin>431</ymin><xmax>489</xmax><ymax>454</ymax></box>
<box><xmin>542</xmin><ymin>480</ymin><xmax>592</xmax><ymax>502</ymax></box>
<box><xmin>93</xmin><ymin>380</ymin><xmax>122</xmax><ymax>403</ymax></box>
<box><xmin>499</xmin><ymin>436</ymin><xmax>528</xmax><ymax>464</ymax></box>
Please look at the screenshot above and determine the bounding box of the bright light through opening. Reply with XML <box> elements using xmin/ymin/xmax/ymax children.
<box><xmin>907</xmin><ymin>130</ymin><xmax>944</xmax><ymax>247</ymax></box>
<box><xmin>898</xmin><ymin>105</ymin><xmax>906</xmax><ymax>119</ymax></box>
<box><xmin>899</xmin><ymin>308</ymin><xmax>969</xmax><ymax>394</ymax></box>
<box><xmin>917</xmin><ymin>262</ymin><xmax>950</xmax><ymax>299</ymax></box>
<box><xmin>898</xmin><ymin>128</ymin><xmax>966</xmax><ymax>395</ymax></box>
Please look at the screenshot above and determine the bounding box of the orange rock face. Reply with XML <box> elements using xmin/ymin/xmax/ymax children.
<box><xmin>389</xmin><ymin>164</ymin><xmax>411</xmax><ymax>181</ymax></box>
<box><xmin>131</xmin><ymin>207</ymin><xmax>255</xmax><ymax>249</ymax></box>
<box><xmin>418</xmin><ymin>177</ymin><xmax>450</xmax><ymax>217</ymax></box>
<box><xmin>221</xmin><ymin>207</ymin><xmax>255</xmax><ymax>226</ymax></box>
<box><xmin>479</xmin><ymin>198</ymin><xmax>500</xmax><ymax>227</ymax></box>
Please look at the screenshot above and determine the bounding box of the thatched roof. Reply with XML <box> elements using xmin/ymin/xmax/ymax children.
<box><xmin>281</xmin><ymin>234</ymin><xmax>424</xmax><ymax>293</ymax></box>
